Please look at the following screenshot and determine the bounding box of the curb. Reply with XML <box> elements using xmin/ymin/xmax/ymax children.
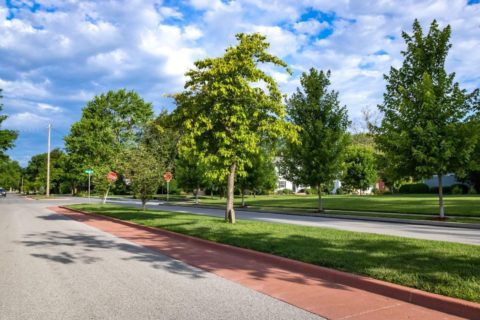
<box><xmin>163</xmin><ymin>202</ymin><xmax>480</xmax><ymax>230</ymax></box>
<box><xmin>59</xmin><ymin>205</ymin><xmax>480</xmax><ymax>320</ymax></box>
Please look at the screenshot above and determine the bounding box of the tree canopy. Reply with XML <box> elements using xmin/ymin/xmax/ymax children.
<box><xmin>374</xmin><ymin>20</ymin><xmax>480</xmax><ymax>217</ymax></box>
<box><xmin>279</xmin><ymin>68</ymin><xmax>350</xmax><ymax>211</ymax></box>
<box><xmin>174</xmin><ymin>33</ymin><xmax>297</xmax><ymax>223</ymax></box>
<box><xmin>0</xmin><ymin>89</ymin><xmax>18</xmax><ymax>158</ymax></box>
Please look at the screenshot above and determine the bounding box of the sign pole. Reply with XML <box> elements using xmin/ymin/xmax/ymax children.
<box><xmin>167</xmin><ymin>181</ymin><xmax>169</xmax><ymax>202</ymax></box>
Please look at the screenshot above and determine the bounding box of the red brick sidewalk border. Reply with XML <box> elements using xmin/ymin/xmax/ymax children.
<box><xmin>55</xmin><ymin>206</ymin><xmax>479</xmax><ymax>320</ymax></box>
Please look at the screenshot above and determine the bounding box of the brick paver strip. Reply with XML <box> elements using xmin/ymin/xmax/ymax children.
<box><xmin>52</xmin><ymin>206</ymin><xmax>479</xmax><ymax>320</ymax></box>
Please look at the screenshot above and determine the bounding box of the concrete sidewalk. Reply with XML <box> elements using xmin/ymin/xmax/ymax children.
<box><xmin>51</xmin><ymin>206</ymin><xmax>478</xmax><ymax>320</ymax></box>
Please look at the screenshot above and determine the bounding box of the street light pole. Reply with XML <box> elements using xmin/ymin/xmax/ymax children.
<box><xmin>46</xmin><ymin>123</ymin><xmax>51</xmax><ymax>197</ymax></box>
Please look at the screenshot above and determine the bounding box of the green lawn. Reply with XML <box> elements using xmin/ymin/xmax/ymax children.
<box><xmin>68</xmin><ymin>204</ymin><xmax>480</xmax><ymax>303</ymax></box>
<box><xmin>199</xmin><ymin>194</ymin><xmax>480</xmax><ymax>217</ymax></box>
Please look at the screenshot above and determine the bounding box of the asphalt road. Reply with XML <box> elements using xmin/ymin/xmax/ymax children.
<box><xmin>105</xmin><ymin>198</ymin><xmax>480</xmax><ymax>246</ymax></box>
<box><xmin>0</xmin><ymin>194</ymin><xmax>321</xmax><ymax>320</ymax></box>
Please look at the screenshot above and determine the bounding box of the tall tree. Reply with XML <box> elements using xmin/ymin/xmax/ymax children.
<box><xmin>279</xmin><ymin>69</ymin><xmax>350</xmax><ymax>211</ymax></box>
<box><xmin>342</xmin><ymin>146</ymin><xmax>377</xmax><ymax>193</ymax></box>
<box><xmin>0</xmin><ymin>157</ymin><xmax>21</xmax><ymax>190</ymax></box>
<box><xmin>65</xmin><ymin>89</ymin><xmax>154</xmax><ymax>195</ymax></box>
<box><xmin>120</xmin><ymin>145</ymin><xmax>163</xmax><ymax>211</ymax></box>
<box><xmin>174</xmin><ymin>33</ymin><xmax>297</xmax><ymax>223</ymax></box>
<box><xmin>24</xmin><ymin>148</ymin><xmax>66</xmax><ymax>194</ymax></box>
<box><xmin>374</xmin><ymin>20</ymin><xmax>479</xmax><ymax>218</ymax></box>
<box><xmin>0</xmin><ymin>88</ymin><xmax>18</xmax><ymax>158</ymax></box>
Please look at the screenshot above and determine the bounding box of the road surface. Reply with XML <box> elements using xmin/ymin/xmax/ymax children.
<box><xmin>0</xmin><ymin>194</ymin><xmax>320</xmax><ymax>319</ymax></box>
<box><xmin>105</xmin><ymin>198</ymin><xmax>480</xmax><ymax>245</ymax></box>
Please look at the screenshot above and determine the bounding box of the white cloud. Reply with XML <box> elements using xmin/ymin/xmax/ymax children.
<box><xmin>294</xmin><ymin>19</ymin><xmax>329</xmax><ymax>35</ymax></box>
<box><xmin>3</xmin><ymin>112</ymin><xmax>51</xmax><ymax>131</ymax></box>
<box><xmin>0</xmin><ymin>0</ymin><xmax>479</xmax><ymax>163</ymax></box>
<box><xmin>37</xmin><ymin>103</ymin><xmax>62</xmax><ymax>112</ymax></box>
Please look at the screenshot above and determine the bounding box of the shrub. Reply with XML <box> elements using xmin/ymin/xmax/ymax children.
<box><xmin>336</xmin><ymin>187</ymin><xmax>344</xmax><ymax>195</ymax></box>
<box><xmin>399</xmin><ymin>183</ymin><xmax>430</xmax><ymax>194</ymax></box>
<box><xmin>451</xmin><ymin>185</ymin><xmax>463</xmax><ymax>195</ymax></box>
<box><xmin>451</xmin><ymin>184</ymin><xmax>469</xmax><ymax>194</ymax></box>
<box><xmin>304</xmin><ymin>188</ymin><xmax>317</xmax><ymax>195</ymax></box>
<box><xmin>277</xmin><ymin>188</ymin><xmax>293</xmax><ymax>195</ymax></box>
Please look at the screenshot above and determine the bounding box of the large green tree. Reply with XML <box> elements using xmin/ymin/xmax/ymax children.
<box><xmin>174</xmin><ymin>33</ymin><xmax>297</xmax><ymax>223</ymax></box>
<box><xmin>279</xmin><ymin>69</ymin><xmax>350</xmax><ymax>211</ymax></box>
<box><xmin>65</xmin><ymin>89</ymin><xmax>154</xmax><ymax>196</ymax></box>
<box><xmin>374</xmin><ymin>20</ymin><xmax>479</xmax><ymax>217</ymax></box>
<box><xmin>0</xmin><ymin>89</ymin><xmax>18</xmax><ymax>158</ymax></box>
<box><xmin>120</xmin><ymin>145</ymin><xmax>163</xmax><ymax>211</ymax></box>
<box><xmin>342</xmin><ymin>146</ymin><xmax>377</xmax><ymax>193</ymax></box>
<box><xmin>0</xmin><ymin>157</ymin><xmax>21</xmax><ymax>190</ymax></box>
<box><xmin>24</xmin><ymin>148</ymin><xmax>66</xmax><ymax>194</ymax></box>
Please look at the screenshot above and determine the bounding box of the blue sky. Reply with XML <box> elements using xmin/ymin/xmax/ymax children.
<box><xmin>1</xmin><ymin>0</ymin><xmax>479</xmax><ymax>166</ymax></box>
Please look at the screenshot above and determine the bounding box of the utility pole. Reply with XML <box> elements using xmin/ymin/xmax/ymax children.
<box><xmin>46</xmin><ymin>124</ymin><xmax>51</xmax><ymax>197</ymax></box>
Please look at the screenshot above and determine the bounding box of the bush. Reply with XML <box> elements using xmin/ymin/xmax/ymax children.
<box><xmin>451</xmin><ymin>184</ymin><xmax>469</xmax><ymax>194</ymax></box>
<box><xmin>304</xmin><ymin>188</ymin><xmax>317</xmax><ymax>195</ymax></box>
<box><xmin>399</xmin><ymin>183</ymin><xmax>430</xmax><ymax>194</ymax></box>
<box><xmin>336</xmin><ymin>187</ymin><xmax>344</xmax><ymax>195</ymax></box>
<box><xmin>451</xmin><ymin>185</ymin><xmax>463</xmax><ymax>195</ymax></box>
<box><xmin>468</xmin><ymin>186</ymin><xmax>478</xmax><ymax>195</ymax></box>
<box><xmin>276</xmin><ymin>188</ymin><xmax>293</xmax><ymax>195</ymax></box>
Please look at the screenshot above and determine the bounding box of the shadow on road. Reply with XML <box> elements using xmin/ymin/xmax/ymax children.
<box><xmin>19</xmin><ymin>230</ymin><xmax>206</xmax><ymax>280</ymax></box>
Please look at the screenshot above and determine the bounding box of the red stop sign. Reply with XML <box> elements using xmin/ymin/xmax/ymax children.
<box><xmin>163</xmin><ymin>171</ymin><xmax>173</xmax><ymax>182</ymax></box>
<box><xmin>107</xmin><ymin>171</ymin><xmax>118</xmax><ymax>183</ymax></box>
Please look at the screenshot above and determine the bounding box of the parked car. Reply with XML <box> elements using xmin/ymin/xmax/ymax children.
<box><xmin>0</xmin><ymin>188</ymin><xmax>6</xmax><ymax>197</ymax></box>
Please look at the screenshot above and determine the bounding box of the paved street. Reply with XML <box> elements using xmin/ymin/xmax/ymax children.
<box><xmin>106</xmin><ymin>198</ymin><xmax>480</xmax><ymax>246</ymax></box>
<box><xmin>0</xmin><ymin>194</ymin><xmax>320</xmax><ymax>320</ymax></box>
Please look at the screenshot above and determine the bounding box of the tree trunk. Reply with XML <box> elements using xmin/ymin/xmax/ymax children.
<box><xmin>438</xmin><ymin>173</ymin><xmax>445</xmax><ymax>218</ymax></box>
<box><xmin>317</xmin><ymin>184</ymin><xmax>324</xmax><ymax>212</ymax></box>
<box><xmin>225</xmin><ymin>163</ymin><xmax>236</xmax><ymax>223</ymax></box>
<box><xmin>142</xmin><ymin>198</ymin><xmax>147</xmax><ymax>211</ymax></box>
<box><xmin>195</xmin><ymin>184</ymin><xmax>199</xmax><ymax>204</ymax></box>
<box><xmin>241</xmin><ymin>189</ymin><xmax>245</xmax><ymax>207</ymax></box>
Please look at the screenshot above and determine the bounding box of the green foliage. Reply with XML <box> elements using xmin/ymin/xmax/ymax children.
<box><xmin>142</xmin><ymin>110</ymin><xmax>179</xmax><ymax>172</ymax></box>
<box><xmin>237</xmin><ymin>148</ymin><xmax>277</xmax><ymax>196</ymax></box>
<box><xmin>119</xmin><ymin>145</ymin><xmax>163</xmax><ymax>210</ymax></box>
<box><xmin>342</xmin><ymin>146</ymin><xmax>377</xmax><ymax>193</ymax></box>
<box><xmin>65</xmin><ymin>89</ymin><xmax>154</xmax><ymax>194</ymax></box>
<box><xmin>173</xmin><ymin>33</ymin><xmax>297</xmax><ymax>222</ymax></box>
<box><xmin>374</xmin><ymin>20</ymin><xmax>480</xmax><ymax>216</ymax></box>
<box><xmin>398</xmin><ymin>183</ymin><xmax>430</xmax><ymax>194</ymax></box>
<box><xmin>276</xmin><ymin>188</ymin><xmax>293</xmax><ymax>195</ymax></box>
<box><xmin>0</xmin><ymin>88</ymin><xmax>18</xmax><ymax>157</ymax></box>
<box><xmin>451</xmin><ymin>185</ymin><xmax>463</xmax><ymax>195</ymax></box>
<box><xmin>0</xmin><ymin>157</ymin><xmax>21</xmax><ymax>190</ymax></box>
<box><xmin>24</xmin><ymin>148</ymin><xmax>67</xmax><ymax>194</ymax></box>
<box><xmin>175</xmin><ymin>156</ymin><xmax>208</xmax><ymax>203</ymax></box>
<box><xmin>279</xmin><ymin>68</ymin><xmax>350</xmax><ymax>210</ymax></box>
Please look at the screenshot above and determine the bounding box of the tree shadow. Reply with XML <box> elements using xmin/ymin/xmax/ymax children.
<box><xmin>19</xmin><ymin>230</ymin><xmax>205</xmax><ymax>279</ymax></box>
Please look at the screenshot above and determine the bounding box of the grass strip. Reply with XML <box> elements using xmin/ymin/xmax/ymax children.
<box><xmin>68</xmin><ymin>204</ymin><xmax>480</xmax><ymax>303</ymax></box>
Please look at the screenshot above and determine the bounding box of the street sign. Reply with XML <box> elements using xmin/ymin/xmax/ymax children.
<box><xmin>163</xmin><ymin>171</ymin><xmax>173</xmax><ymax>182</ymax></box>
<box><xmin>107</xmin><ymin>171</ymin><xmax>118</xmax><ymax>183</ymax></box>
<box><xmin>85</xmin><ymin>169</ymin><xmax>94</xmax><ymax>174</ymax></box>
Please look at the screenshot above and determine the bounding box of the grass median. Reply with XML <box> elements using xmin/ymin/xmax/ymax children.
<box><xmin>200</xmin><ymin>194</ymin><xmax>480</xmax><ymax>217</ymax></box>
<box><xmin>68</xmin><ymin>203</ymin><xmax>480</xmax><ymax>303</ymax></box>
